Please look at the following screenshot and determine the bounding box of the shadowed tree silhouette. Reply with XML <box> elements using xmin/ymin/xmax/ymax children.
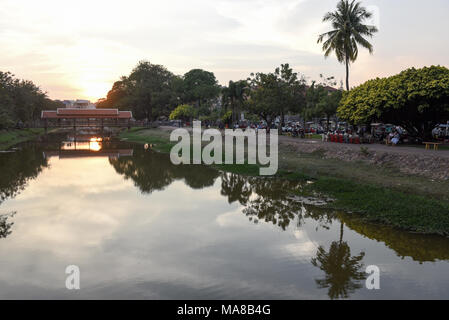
<box><xmin>109</xmin><ymin>147</ymin><xmax>219</xmax><ymax>194</ymax></box>
<box><xmin>172</xmin><ymin>165</ymin><xmax>219</xmax><ymax>190</ymax></box>
<box><xmin>0</xmin><ymin>144</ymin><xmax>48</xmax><ymax>239</ymax></box>
<box><xmin>339</xmin><ymin>212</ymin><xmax>449</xmax><ymax>263</ymax></box>
<box><xmin>110</xmin><ymin>149</ymin><xmax>174</xmax><ymax>193</ymax></box>
<box><xmin>0</xmin><ymin>142</ymin><xmax>52</xmax><ymax>241</ymax></box>
<box><xmin>220</xmin><ymin>173</ymin><xmax>252</xmax><ymax>205</ymax></box>
<box><xmin>0</xmin><ymin>212</ymin><xmax>15</xmax><ymax>239</ymax></box>
<box><xmin>0</xmin><ymin>144</ymin><xmax>48</xmax><ymax>206</ymax></box>
<box><xmin>219</xmin><ymin>174</ymin><xmax>307</xmax><ymax>230</ymax></box>
<box><xmin>311</xmin><ymin>222</ymin><xmax>366</xmax><ymax>299</ymax></box>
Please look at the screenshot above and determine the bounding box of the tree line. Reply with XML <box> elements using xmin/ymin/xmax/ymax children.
<box><xmin>0</xmin><ymin>71</ymin><xmax>64</xmax><ymax>129</ymax></box>
<box><xmin>101</xmin><ymin>58</ymin><xmax>448</xmax><ymax>139</ymax></box>
<box><xmin>96</xmin><ymin>61</ymin><xmax>220</xmax><ymax>121</ymax></box>
<box><xmin>97</xmin><ymin>60</ymin><xmax>343</xmax><ymax>129</ymax></box>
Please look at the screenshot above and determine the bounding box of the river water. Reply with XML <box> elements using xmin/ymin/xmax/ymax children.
<box><xmin>0</xmin><ymin>136</ymin><xmax>448</xmax><ymax>299</ymax></box>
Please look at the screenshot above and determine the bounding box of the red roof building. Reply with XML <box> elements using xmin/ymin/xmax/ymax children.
<box><xmin>41</xmin><ymin>108</ymin><xmax>133</xmax><ymax>119</ymax></box>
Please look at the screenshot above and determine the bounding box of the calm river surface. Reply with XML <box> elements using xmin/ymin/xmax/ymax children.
<box><xmin>0</xmin><ymin>135</ymin><xmax>448</xmax><ymax>299</ymax></box>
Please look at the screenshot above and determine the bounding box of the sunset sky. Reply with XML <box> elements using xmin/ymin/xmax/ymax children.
<box><xmin>1</xmin><ymin>0</ymin><xmax>448</xmax><ymax>101</ymax></box>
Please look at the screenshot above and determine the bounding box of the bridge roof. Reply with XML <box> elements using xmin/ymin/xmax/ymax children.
<box><xmin>41</xmin><ymin>108</ymin><xmax>132</xmax><ymax>119</ymax></box>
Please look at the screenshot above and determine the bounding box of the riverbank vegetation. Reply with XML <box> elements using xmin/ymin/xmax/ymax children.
<box><xmin>119</xmin><ymin>127</ymin><xmax>449</xmax><ymax>235</ymax></box>
<box><xmin>0</xmin><ymin>128</ymin><xmax>45</xmax><ymax>150</ymax></box>
<box><xmin>0</xmin><ymin>71</ymin><xmax>64</xmax><ymax>130</ymax></box>
<box><xmin>308</xmin><ymin>177</ymin><xmax>449</xmax><ymax>236</ymax></box>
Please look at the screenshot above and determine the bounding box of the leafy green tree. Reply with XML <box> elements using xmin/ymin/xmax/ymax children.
<box><xmin>246</xmin><ymin>64</ymin><xmax>305</xmax><ymax>130</ymax></box>
<box><xmin>125</xmin><ymin>61</ymin><xmax>176</xmax><ymax>121</ymax></box>
<box><xmin>226</xmin><ymin>80</ymin><xmax>248</xmax><ymax>123</ymax></box>
<box><xmin>169</xmin><ymin>75</ymin><xmax>186</xmax><ymax>106</ymax></box>
<box><xmin>98</xmin><ymin>67</ymin><xmax>185</xmax><ymax>121</ymax></box>
<box><xmin>221</xmin><ymin>110</ymin><xmax>233</xmax><ymax>126</ymax></box>
<box><xmin>276</xmin><ymin>64</ymin><xmax>307</xmax><ymax>130</ymax></box>
<box><xmin>0</xmin><ymin>71</ymin><xmax>61</xmax><ymax>129</ymax></box>
<box><xmin>96</xmin><ymin>78</ymin><xmax>128</xmax><ymax>109</ymax></box>
<box><xmin>316</xmin><ymin>90</ymin><xmax>343</xmax><ymax>131</ymax></box>
<box><xmin>318</xmin><ymin>0</ymin><xmax>378</xmax><ymax>90</ymax></box>
<box><xmin>221</xmin><ymin>86</ymin><xmax>230</xmax><ymax>112</ymax></box>
<box><xmin>169</xmin><ymin>104</ymin><xmax>195</xmax><ymax>123</ymax></box>
<box><xmin>338</xmin><ymin>66</ymin><xmax>449</xmax><ymax>138</ymax></box>
<box><xmin>304</xmin><ymin>76</ymin><xmax>342</xmax><ymax>130</ymax></box>
<box><xmin>183</xmin><ymin>69</ymin><xmax>220</xmax><ymax>107</ymax></box>
<box><xmin>304</xmin><ymin>82</ymin><xmax>323</xmax><ymax>124</ymax></box>
<box><xmin>246</xmin><ymin>72</ymin><xmax>280</xmax><ymax>128</ymax></box>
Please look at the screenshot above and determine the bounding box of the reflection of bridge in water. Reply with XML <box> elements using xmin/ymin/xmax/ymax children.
<box><xmin>43</xmin><ymin>137</ymin><xmax>134</xmax><ymax>159</ymax></box>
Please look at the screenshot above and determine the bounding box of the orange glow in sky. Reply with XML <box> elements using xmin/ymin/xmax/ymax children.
<box><xmin>1</xmin><ymin>0</ymin><xmax>448</xmax><ymax>101</ymax></box>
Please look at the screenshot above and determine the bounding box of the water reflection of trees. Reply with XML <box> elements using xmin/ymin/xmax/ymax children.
<box><xmin>109</xmin><ymin>152</ymin><xmax>449</xmax><ymax>266</ymax></box>
<box><xmin>0</xmin><ymin>212</ymin><xmax>16</xmax><ymax>239</ymax></box>
<box><xmin>339</xmin><ymin>213</ymin><xmax>449</xmax><ymax>263</ymax></box>
<box><xmin>218</xmin><ymin>173</ymin><xmax>368</xmax><ymax>299</ymax></box>
<box><xmin>311</xmin><ymin>222</ymin><xmax>366</xmax><ymax>300</ymax></box>
<box><xmin>0</xmin><ymin>144</ymin><xmax>48</xmax><ymax>206</ymax></box>
<box><xmin>219</xmin><ymin>173</ymin><xmax>332</xmax><ymax>230</ymax></box>
<box><xmin>0</xmin><ymin>144</ymin><xmax>48</xmax><ymax>239</ymax></box>
<box><xmin>241</xmin><ymin>178</ymin><xmax>306</xmax><ymax>230</ymax></box>
<box><xmin>219</xmin><ymin>172</ymin><xmax>449</xmax><ymax>264</ymax></box>
<box><xmin>109</xmin><ymin>148</ymin><xmax>219</xmax><ymax>194</ymax></box>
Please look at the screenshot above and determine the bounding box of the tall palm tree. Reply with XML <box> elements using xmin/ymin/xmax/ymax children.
<box><xmin>318</xmin><ymin>0</ymin><xmax>378</xmax><ymax>91</ymax></box>
<box><xmin>227</xmin><ymin>80</ymin><xmax>247</xmax><ymax>124</ymax></box>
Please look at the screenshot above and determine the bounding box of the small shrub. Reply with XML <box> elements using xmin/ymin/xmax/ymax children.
<box><xmin>360</xmin><ymin>146</ymin><xmax>370</xmax><ymax>156</ymax></box>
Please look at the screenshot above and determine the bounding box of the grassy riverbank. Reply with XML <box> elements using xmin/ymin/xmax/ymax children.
<box><xmin>0</xmin><ymin>128</ymin><xmax>45</xmax><ymax>150</ymax></box>
<box><xmin>119</xmin><ymin>127</ymin><xmax>449</xmax><ymax>236</ymax></box>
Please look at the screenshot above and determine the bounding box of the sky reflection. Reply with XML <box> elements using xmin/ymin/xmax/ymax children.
<box><xmin>0</xmin><ymin>147</ymin><xmax>448</xmax><ymax>299</ymax></box>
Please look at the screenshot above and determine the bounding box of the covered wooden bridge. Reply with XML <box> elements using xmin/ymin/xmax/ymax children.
<box><xmin>41</xmin><ymin>108</ymin><xmax>133</xmax><ymax>132</ymax></box>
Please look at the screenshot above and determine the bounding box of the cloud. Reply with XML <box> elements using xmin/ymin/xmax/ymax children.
<box><xmin>0</xmin><ymin>0</ymin><xmax>448</xmax><ymax>99</ymax></box>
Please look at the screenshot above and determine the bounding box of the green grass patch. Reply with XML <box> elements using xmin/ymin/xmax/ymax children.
<box><xmin>310</xmin><ymin>134</ymin><xmax>323</xmax><ymax>140</ymax></box>
<box><xmin>213</xmin><ymin>163</ymin><xmax>261</xmax><ymax>176</ymax></box>
<box><xmin>119</xmin><ymin>128</ymin><xmax>175</xmax><ymax>153</ymax></box>
<box><xmin>0</xmin><ymin>128</ymin><xmax>45</xmax><ymax>150</ymax></box>
<box><xmin>308</xmin><ymin>177</ymin><xmax>449</xmax><ymax>236</ymax></box>
<box><xmin>276</xmin><ymin>170</ymin><xmax>310</xmax><ymax>181</ymax></box>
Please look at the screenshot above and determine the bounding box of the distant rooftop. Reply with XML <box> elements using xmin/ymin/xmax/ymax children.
<box><xmin>41</xmin><ymin>108</ymin><xmax>132</xmax><ymax>119</ymax></box>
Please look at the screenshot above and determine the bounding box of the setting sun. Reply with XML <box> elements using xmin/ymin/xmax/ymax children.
<box><xmin>81</xmin><ymin>82</ymin><xmax>111</xmax><ymax>102</ymax></box>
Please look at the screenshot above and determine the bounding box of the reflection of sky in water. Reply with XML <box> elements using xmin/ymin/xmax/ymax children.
<box><xmin>0</xmin><ymin>155</ymin><xmax>448</xmax><ymax>299</ymax></box>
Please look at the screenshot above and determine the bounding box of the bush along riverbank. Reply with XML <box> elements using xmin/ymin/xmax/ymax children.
<box><xmin>119</xmin><ymin>127</ymin><xmax>449</xmax><ymax>236</ymax></box>
<box><xmin>0</xmin><ymin>128</ymin><xmax>45</xmax><ymax>150</ymax></box>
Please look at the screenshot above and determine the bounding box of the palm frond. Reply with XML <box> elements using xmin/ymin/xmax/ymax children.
<box><xmin>317</xmin><ymin>0</ymin><xmax>378</xmax><ymax>65</ymax></box>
